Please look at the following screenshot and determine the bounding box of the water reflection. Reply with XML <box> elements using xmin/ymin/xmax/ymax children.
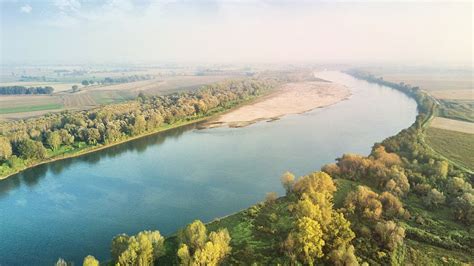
<box><xmin>0</xmin><ymin>122</ymin><xmax>198</xmax><ymax>197</ymax></box>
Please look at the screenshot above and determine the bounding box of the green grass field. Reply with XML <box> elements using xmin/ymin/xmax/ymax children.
<box><xmin>438</xmin><ymin>100</ymin><xmax>474</xmax><ymax>123</ymax></box>
<box><xmin>0</xmin><ymin>103</ymin><xmax>63</xmax><ymax>114</ymax></box>
<box><xmin>425</xmin><ymin>127</ymin><xmax>474</xmax><ymax>170</ymax></box>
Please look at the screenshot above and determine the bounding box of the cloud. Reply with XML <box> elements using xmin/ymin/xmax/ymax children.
<box><xmin>20</xmin><ymin>4</ymin><xmax>32</xmax><ymax>13</ymax></box>
<box><xmin>55</xmin><ymin>0</ymin><xmax>81</xmax><ymax>12</ymax></box>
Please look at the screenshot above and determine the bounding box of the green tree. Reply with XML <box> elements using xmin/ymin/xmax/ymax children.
<box><xmin>46</xmin><ymin>131</ymin><xmax>62</xmax><ymax>150</ymax></box>
<box><xmin>81</xmin><ymin>80</ymin><xmax>90</xmax><ymax>86</ymax></box>
<box><xmin>111</xmin><ymin>234</ymin><xmax>130</xmax><ymax>262</ymax></box>
<box><xmin>16</xmin><ymin>139</ymin><xmax>47</xmax><ymax>160</ymax></box>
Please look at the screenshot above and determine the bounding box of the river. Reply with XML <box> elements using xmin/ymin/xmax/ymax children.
<box><xmin>0</xmin><ymin>71</ymin><xmax>417</xmax><ymax>265</ymax></box>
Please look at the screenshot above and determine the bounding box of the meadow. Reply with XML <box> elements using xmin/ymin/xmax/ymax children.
<box><xmin>426</xmin><ymin>127</ymin><xmax>474</xmax><ymax>170</ymax></box>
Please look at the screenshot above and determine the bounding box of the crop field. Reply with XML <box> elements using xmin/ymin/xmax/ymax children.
<box><xmin>430</xmin><ymin>89</ymin><xmax>473</xmax><ymax>100</ymax></box>
<box><xmin>0</xmin><ymin>95</ymin><xmax>64</xmax><ymax>120</ymax></box>
<box><xmin>0</xmin><ymin>74</ymin><xmax>241</xmax><ymax>120</ymax></box>
<box><xmin>426</xmin><ymin>127</ymin><xmax>474</xmax><ymax>170</ymax></box>
<box><xmin>429</xmin><ymin>117</ymin><xmax>474</xmax><ymax>134</ymax></box>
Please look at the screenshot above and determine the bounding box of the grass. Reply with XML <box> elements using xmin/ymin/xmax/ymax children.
<box><xmin>438</xmin><ymin>99</ymin><xmax>474</xmax><ymax>123</ymax></box>
<box><xmin>425</xmin><ymin>127</ymin><xmax>474</xmax><ymax>170</ymax></box>
<box><xmin>0</xmin><ymin>103</ymin><xmax>63</xmax><ymax>114</ymax></box>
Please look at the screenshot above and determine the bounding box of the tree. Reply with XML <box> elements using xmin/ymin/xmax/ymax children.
<box><xmin>82</xmin><ymin>255</ymin><xmax>99</xmax><ymax>266</ymax></box>
<box><xmin>72</xmin><ymin>85</ymin><xmax>79</xmax><ymax>92</ymax></box>
<box><xmin>423</xmin><ymin>188</ymin><xmax>446</xmax><ymax>208</ymax></box>
<box><xmin>375</xmin><ymin>220</ymin><xmax>405</xmax><ymax>251</ymax></box>
<box><xmin>293</xmin><ymin>171</ymin><xmax>336</xmax><ymax>199</ymax></box>
<box><xmin>46</xmin><ymin>131</ymin><xmax>62</xmax><ymax>150</ymax></box>
<box><xmin>328</xmin><ymin>244</ymin><xmax>359</xmax><ymax>266</ymax></box>
<box><xmin>286</xmin><ymin>217</ymin><xmax>325</xmax><ymax>265</ymax></box>
<box><xmin>281</xmin><ymin>171</ymin><xmax>295</xmax><ymax>194</ymax></box>
<box><xmin>136</xmin><ymin>233</ymin><xmax>153</xmax><ymax>265</ymax></box>
<box><xmin>453</xmin><ymin>192</ymin><xmax>474</xmax><ymax>224</ymax></box>
<box><xmin>435</xmin><ymin>160</ymin><xmax>449</xmax><ymax>178</ymax></box>
<box><xmin>111</xmin><ymin>234</ymin><xmax>130</xmax><ymax>262</ymax></box>
<box><xmin>0</xmin><ymin>136</ymin><xmax>12</xmax><ymax>161</ymax></box>
<box><xmin>117</xmin><ymin>236</ymin><xmax>139</xmax><ymax>265</ymax></box>
<box><xmin>265</xmin><ymin>192</ymin><xmax>278</xmax><ymax>204</ymax></box>
<box><xmin>177</xmin><ymin>244</ymin><xmax>192</xmax><ymax>265</ymax></box>
<box><xmin>81</xmin><ymin>80</ymin><xmax>90</xmax><ymax>86</ymax></box>
<box><xmin>345</xmin><ymin>186</ymin><xmax>383</xmax><ymax>220</ymax></box>
<box><xmin>55</xmin><ymin>258</ymin><xmax>67</xmax><ymax>266</ymax></box>
<box><xmin>324</xmin><ymin>212</ymin><xmax>355</xmax><ymax>252</ymax></box>
<box><xmin>179</xmin><ymin>220</ymin><xmax>208</xmax><ymax>252</ymax></box>
<box><xmin>177</xmin><ymin>227</ymin><xmax>231</xmax><ymax>266</ymax></box>
<box><xmin>380</xmin><ymin>192</ymin><xmax>405</xmax><ymax>218</ymax></box>
<box><xmin>132</xmin><ymin>115</ymin><xmax>146</xmax><ymax>135</ymax></box>
<box><xmin>16</xmin><ymin>139</ymin><xmax>47</xmax><ymax>160</ymax></box>
<box><xmin>111</xmin><ymin>231</ymin><xmax>165</xmax><ymax>265</ymax></box>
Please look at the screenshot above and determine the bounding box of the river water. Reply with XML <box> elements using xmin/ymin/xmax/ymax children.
<box><xmin>0</xmin><ymin>71</ymin><xmax>417</xmax><ymax>265</ymax></box>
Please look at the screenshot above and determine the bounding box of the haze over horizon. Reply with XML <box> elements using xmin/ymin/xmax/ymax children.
<box><xmin>1</xmin><ymin>0</ymin><xmax>472</xmax><ymax>66</ymax></box>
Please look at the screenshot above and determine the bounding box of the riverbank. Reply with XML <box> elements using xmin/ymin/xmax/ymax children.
<box><xmin>0</xmin><ymin>88</ymin><xmax>276</xmax><ymax>181</ymax></box>
<box><xmin>204</xmin><ymin>81</ymin><xmax>351</xmax><ymax>128</ymax></box>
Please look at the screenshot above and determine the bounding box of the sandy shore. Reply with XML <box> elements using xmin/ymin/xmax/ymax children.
<box><xmin>206</xmin><ymin>81</ymin><xmax>351</xmax><ymax>128</ymax></box>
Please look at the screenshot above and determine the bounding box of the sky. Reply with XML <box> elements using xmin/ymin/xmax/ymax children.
<box><xmin>0</xmin><ymin>0</ymin><xmax>472</xmax><ymax>65</ymax></box>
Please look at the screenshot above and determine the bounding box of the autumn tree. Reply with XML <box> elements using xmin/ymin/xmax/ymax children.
<box><xmin>177</xmin><ymin>222</ymin><xmax>231</xmax><ymax>266</ymax></box>
<box><xmin>293</xmin><ymin>171</ymin><xmax>336</xmax><ymax>200</ymax></box>
<box><xmin>281</xmin><ymin>171</ymin><xmax>295</xmax><ymax>194</ymax></box>
<box><xmin>0</xmin><ymin>136</ymin><xmax>12</xmax><ymax>161</ymax></box>
<box><xmin>265</xmin><ymin>191</ymin><xmax>278</xmax><ymax>204</ymax></box>
<box><xmin>82</xmin><ymin>255</ymin><xmax>99</xmax><ymax>266</ymax></box>
<box><xmin>111</xmin><ymin>234</ymin><xmax>130</xmax><ymax>262</ymax></box>
<box><xmin>345</xmin><ymin>186</ymin><xmax>383</xmax><ymax>220</ymax></box>
<box><xmin>423</xmin><ymin>188</ymin><xmax>446</xmax><ymax>208</ymax></box>
<box><xmin>178</xmin><ymin>220</ymin><xmax>208</xmax><ymax>252</ymax></box>
<box><xmin>285</xmin><ymin>217</ymin><xmax>325</xmax><ymax>265</ymax></box>
<box><xmin>380</xmin><ymin>192</ymin><xmax>405</xmax><ymax>218</ymax></box>
<box><xmin>328</xmin><ymin>244</ymin><xmax>359</xmax><ymax>266</ymax></box>
<box><xmin>374</xmin><ymin>221</ymin><xmax>405</xmax><ymax>251</ymax></box>
<box><xmin>112</xmin><ymin>230</ymin><xmax>165</xmax><ymax>265</ymax></box>
<box><xmin>435</xmin><ymin>160</ymin><xmax>449</xmax><ymax>178</ymax></box>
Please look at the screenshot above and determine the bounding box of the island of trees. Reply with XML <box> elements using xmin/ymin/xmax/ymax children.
<box><xmin>0</xmin><ymin>85</ymin><xmax>54</xmax><ymax>95</ymax></box>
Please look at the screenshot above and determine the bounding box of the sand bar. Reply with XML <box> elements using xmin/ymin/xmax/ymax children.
<box><xmin>206</xmin><ymin>81</ymin><xmax>351</xmax><ymax>128</ymax></box>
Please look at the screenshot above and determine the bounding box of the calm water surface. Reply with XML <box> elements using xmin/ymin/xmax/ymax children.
<box><xmin>0</xmin><ymin>72</ymin><xmax>417</xmax><ymax>265</ymax></box>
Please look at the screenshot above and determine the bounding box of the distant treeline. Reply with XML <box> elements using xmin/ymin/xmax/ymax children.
<box><xmin>82</xmin><ymin>75</ymin><xmax>155</xmax><ymax>86</ymax></box>
<box><xmin>0</xmin><ymin>86</ymin><xmax>54</xmax><ymax>95</ymax></box>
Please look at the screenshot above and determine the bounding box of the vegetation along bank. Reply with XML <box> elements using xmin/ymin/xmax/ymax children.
<box><xmin>69</xmin><ymin>69</ymin><xmax>474</xmax><ymax>265</ymax></box>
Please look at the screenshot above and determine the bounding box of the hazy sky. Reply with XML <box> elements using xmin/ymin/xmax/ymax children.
<box><xmin>0</xmin><ymin>0</ymin><xmax>472</xmax><ymax>65</ymax></box>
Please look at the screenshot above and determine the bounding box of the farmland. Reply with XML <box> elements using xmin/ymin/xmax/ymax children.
<box><xmin>426</xmin><ymin>127</ymin><xmax>474</xmax><ymax>170</ymax></box>
<box><xmin>0</xmin><ymin>66</ymin><xmax>245</xmax><ymax>120</ymax></box>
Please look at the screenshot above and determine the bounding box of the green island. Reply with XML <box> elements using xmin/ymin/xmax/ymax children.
<box><xmin>49</xmin><ymin>70</ymin><xmax>473</xmax><ymax>266</ymax></box>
